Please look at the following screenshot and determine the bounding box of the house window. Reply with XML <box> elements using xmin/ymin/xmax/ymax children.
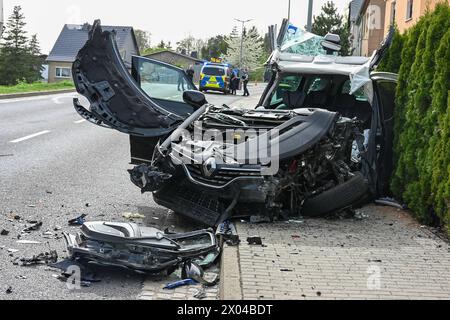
<box><xmin>406</xmin><ymin>0</ymin><xmax>414</xmax><ymax>21</ymax></box>
<box><xmin>390</xmin><ymin>1</ymin><xmax>397</xmax><ymax>25</ymax></box>
<box><xmin>55</xmin><ymin>67</ymin><xmax>71</xmax><ymax>78</ymax></box>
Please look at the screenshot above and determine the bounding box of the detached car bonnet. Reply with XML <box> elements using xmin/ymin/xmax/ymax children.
<box><xmin>72</xmin><ymin>20</ymin><xmax>184</xmax><ymax>137</ymax></box>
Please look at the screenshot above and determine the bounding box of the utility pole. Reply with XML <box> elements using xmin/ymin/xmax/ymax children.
<box><xmin>306</xmin><ymin>0</ymin><xmax>314</xmax><ymax>32</ymax></box>
<box><xmin>288</xmin><ymin>0</ymin><xmax>291</xmax><ymax>21</ymax></box>
<box><xmin>0</xmin><ymin>0</ymin><xmax>4</xmax><ymax>39</ymax></box>
<box><xmin>235</xmin><ymin>18</ymin><xmax>252</xmax><ymax>68</ymax></box>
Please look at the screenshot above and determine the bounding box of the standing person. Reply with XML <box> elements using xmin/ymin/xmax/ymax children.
<box><xmin>242</xmin><ymin>68</ymin><xmax>250</xmax><ymax>97</ymax></box>
<box><xmin>230</xmin><ymin>72</ymin><xmax>238</xmax><ymax>95</ymax></box>
<box><xmin>177</xmin><ymin>72</ymin><xmax>185</xmax><ymax>91</ymax></box>
<box><xmin>186</xmin><ymin>65</ymin><xmax>195</xmax><ymax>82</ymax></box>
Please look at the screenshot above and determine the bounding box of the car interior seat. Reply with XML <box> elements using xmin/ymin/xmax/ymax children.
<box><xmin>332</xmin><ymin>94</ymin><xmax>372</xmax><ymax>129</ymax></box>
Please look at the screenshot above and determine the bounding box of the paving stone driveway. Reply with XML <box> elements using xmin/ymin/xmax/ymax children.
<box><xmin>222</xmin><ymin>205</ymin><xmax>450</xmax><ymax>300</ymax></box>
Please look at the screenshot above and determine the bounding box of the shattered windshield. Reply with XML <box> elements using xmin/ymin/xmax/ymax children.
<box><xmin>280</xmin><ymin>25</ymin><xmax>327</xmax><ymax>56</ymax></box>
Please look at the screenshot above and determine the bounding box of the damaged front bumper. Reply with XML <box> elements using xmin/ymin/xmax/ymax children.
<box><xmin>64</xmin><ymin>221</ymin><xmax>217</xmax><ymax>274</ymax></box>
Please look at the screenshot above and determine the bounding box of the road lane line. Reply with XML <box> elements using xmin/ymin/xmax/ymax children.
<box><xmin>9</xmin><ymin>130</ymin><xmax>51</xmax><ymax>143</ymax></box>
<box><xmin>74</xmin><ymin>119</ymin><xmax>86</xmax><ymax>124</ymax></box>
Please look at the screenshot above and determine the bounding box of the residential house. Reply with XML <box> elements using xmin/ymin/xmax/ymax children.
<box><xmin>383</xmin><ymin>0</ymin><xmax>448</xmax><ymax>35</ymax></box>
<box><xmin>46</xmin><ymin>23</ymin><xmax>139</xmax><ymax>83</ymax></box>
<box><xmin>144</xmin><ymin>50</ymin><xmax>205</xmax><ymax>83</ymax></box>
<box><xmin>349</xmin><ymin>0</ymin><xmax>365</xmax><ymax>56</ymax></box>
<box><xmin>349</xmin><ymin>0</ymin><xmax>387</xmax><ymax>56</ymax></box>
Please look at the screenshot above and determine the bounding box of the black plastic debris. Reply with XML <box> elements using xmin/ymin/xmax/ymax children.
<box><xmin>14</xmin><ymin>250</ymin><xmax>58</xmax><ymax>267</ymax></box>
<box><xmin>247</xmin><ymin>236</ymin><xmax>263</xmax><ymax>246</ymax></box>
<box><xmin>1</xmin><ymin>229</ymin><xmax>9</xmax><ymax>236</ymax></box>
<box><xmin>23</xmin><ymin>222</ymin><xmax>43</xmax><ymax>233</ymax></box>
<box><xmin>6</xmin><ymin>286</ymin><xmax>13</xmax><ymax>294</ymax></box>
<box><xmin>68</xmin><ymin>214</ymin><xmax>87</xmax><ymax>226</ymax></box>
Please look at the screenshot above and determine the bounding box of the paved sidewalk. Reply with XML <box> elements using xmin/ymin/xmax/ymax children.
<box><xmin>221</xmin><ymin>205</ymin><xmax>450</xmax><ymax>300</ymax></box>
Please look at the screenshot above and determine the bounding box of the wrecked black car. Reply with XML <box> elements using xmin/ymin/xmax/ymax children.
<box><xmin>73</xmin><ymin>20</ymin><xmax>397</xmax><ymax>227</ymax></box>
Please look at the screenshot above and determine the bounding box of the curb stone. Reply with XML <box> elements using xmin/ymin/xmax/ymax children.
<box><xmin>0</xmin><ymin>88</ymin><xmax>76</xmax><ymax>100</ymax></box>
<box><xmin>220</xmin><ymin>243</ymin><xmax>243</xmax><ymax>300</ymax></box>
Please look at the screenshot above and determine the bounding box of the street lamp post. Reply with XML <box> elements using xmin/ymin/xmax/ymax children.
<box><xmin>288</xmin><ymin>0</ymin><xmax>291</xmax><ymax>21</ymax></box>
<box><xmin>307</xmin><ymin>0</ymin><xmax>314</xmax><ymax>32</ymax></box>
<box><xmin>235</xmin><ymin>18</ymin><xmax>252</xmax><ymax>69</ymax></box>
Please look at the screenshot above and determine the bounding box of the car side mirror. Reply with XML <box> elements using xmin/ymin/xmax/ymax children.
<box><xmin>183</xmin><ymin>90</ymin><xmax>207</xmax><ymax>110</ymax></box>
<box><xmin>322</xmin><ymin>33</ymin><xmax>341</xmax><ymax>55</ymax></box>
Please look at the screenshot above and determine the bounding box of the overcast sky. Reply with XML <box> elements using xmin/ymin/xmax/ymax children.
<box><xmin>3</xmin><ymin>0</ymin><xmax>350</xmax><ymax>54</ymax></box>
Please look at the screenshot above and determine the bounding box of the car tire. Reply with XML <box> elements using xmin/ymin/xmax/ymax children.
<box><xmin>302</xmin><ymin>172</ymin><xmax>369</xmax><ymax>217</ymax></box>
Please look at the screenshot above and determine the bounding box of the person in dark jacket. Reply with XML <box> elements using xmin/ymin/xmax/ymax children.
<box><xmin>230</xmin><ymin>72</ymin><xmax>238</xmax><ymax>95</ymax></box>
<box><xmin>186</xmin><ymin>65</ymin><xmax>195</xmax><ymax>82</ymax></box>
<box><xmin>242</xmin><ymin>68</ymin><xmax>250</xmax><ymax>97</ymax></box>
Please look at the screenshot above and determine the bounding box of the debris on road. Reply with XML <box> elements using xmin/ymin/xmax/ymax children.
<box><xmin>250</xmin><ymin>216</ymin><xmax>272</xmax><ymax>224</ymax></box>
<box><xmin>182</xmin><ymin>261</ymin><xmax>219</xmax><ymax>287</ymax></box>
<box><xmin>122</xmin><ymin>212</ymin><xmax>145</xmax><ymax>220</ymax></box>
<box><xmin>197</xmin><ymin>250</ymin><xmax>220</xmax><ymax>268</ymax></box>
<box><xmin>6</xmin><ymin>286</ymin><xmax>13</xmax><ymax>294</ymax></box>
<box><xmin>247</xmin><ymin>236</ymin><xmax>263</xmax><ymax>246</ymax></box>
<box><xmin>193</xmin><ymin>288</ymin><xmax>207</xmax><ymax>300</ymax></box>
<box><xmin>13</xmin><ymin>250</ymin><xmax>58</xmax><ymax>267</ymax></box>
<box><xmin>63</xmin><ymin>221</ymin><xmax>217</xmax><ymax>274</ymax></box>
<box><xmin>375</xmin><ymin>197</ymin><xmax>406</xmax><ymax>210</ymax></box>
<box><xmin>7</xmin><ymin>249</ymin><xmax>19</xmax><ymax>254</ymax></box>
<box><xmin>216</xmin><ymin>221</ymin><xmax>240</xmax><ymax>246</ymax></box>
<box><xmin>23</xmin><ymin>221</ymin><xmax>43</xmax><ymax>233</ymax></box>
<box><xmin>68</xmin><ymin>214</ymin><xmax>87</xmax><ymax>226</ymax></box>
<box><xmin>163</xmin><ymin>279</ymin><xmax>198</xmax><ymax>290</ymax></box>
<box><xmin>1</xmin><ymin>229</ymin><xmax>9</xmax><ymax>236</ymax></box>
<box><xmin>16</xmin><ymin>240</ymin><xmax>42</xmax><ymax>245</ymax></box>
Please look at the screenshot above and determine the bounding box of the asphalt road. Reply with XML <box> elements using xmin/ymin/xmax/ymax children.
<box><xmin>0</xmin><ymin>85</ymin><xmax>265</xmax><ymax>300</ymax></box>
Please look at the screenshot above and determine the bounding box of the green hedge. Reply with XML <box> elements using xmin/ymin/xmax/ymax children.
<box><xmin>385</xmin><ymin>2</ymin><xmax>450</xmax><ymax>231</ymax></box>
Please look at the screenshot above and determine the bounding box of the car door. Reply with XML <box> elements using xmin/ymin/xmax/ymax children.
<box><xmin>372</xmin><ymin>72</ymin><xmax>398</xmax><ymax>196</ymax></box>
<box><xmin>131</xmin><ymin>56</ymin><xmax>196</xmax><ymax>118</ymax></box>
<box><xmin>73</xmin><ymin>20</ymin><xmax>196</xmax><ymax>138</ymax></box>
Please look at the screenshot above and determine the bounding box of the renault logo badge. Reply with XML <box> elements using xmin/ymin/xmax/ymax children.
<box><xmin>203</xmin><ymin>157</ymin><xmax>217</xmax><ymax>177</ymax></box>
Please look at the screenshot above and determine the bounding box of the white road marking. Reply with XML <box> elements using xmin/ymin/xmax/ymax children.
<box><xmin>74</xmin><ymin>119</ymin><xmax>86</xmax><ymax>124</ymax></box>
<box><xmin>9</xmin><ymin>130</ymin><xmax>51</xmax><ymax>143</ymax></box>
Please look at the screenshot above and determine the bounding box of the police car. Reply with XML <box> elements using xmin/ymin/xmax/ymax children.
<box><xmin>199</xmin><ymin>63</ymin><xmax>232</xmax><ymax>94</ymax></box>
